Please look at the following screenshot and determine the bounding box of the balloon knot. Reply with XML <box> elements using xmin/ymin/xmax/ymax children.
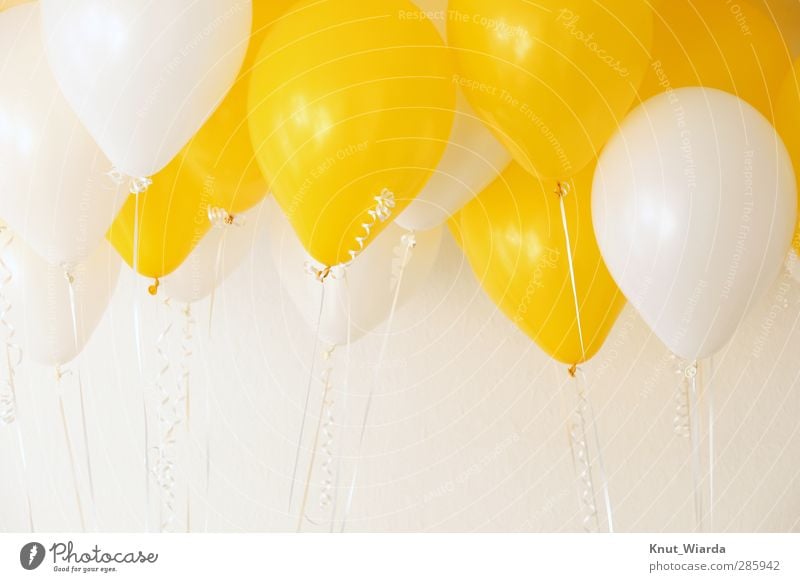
<box><xmin>148</xmin><ymin>278</ymin><xmax>160</xmax><ymax>296</ymax></box>
<box><xmin>568</xmin><ymin>364</ymin><xmax>577</xmax><ymax>378</ymax></box>
<box><xmin>208</xmin><ymin>206</ymin><xmax>240</xmax><ymax>228</ymax></box>
<box><xmin>129</xmin><ymin>176</ymin><xmax>152</xmax><ymax>195</ymax></box>
<box><xmin>316</xmin><ymin>266</ymin><xmax>331</xmax><ymax>283</ymax></box>
<box><xmin>61</xmin><ymin>263</ymin><xmax>75</xmax><ymax>285</ymax></box>
<box><xmin>555</xmin><ymin>181</ymin><xmax>571</xmax><ymax>198</ymax></box>
<box><xmin>303</xmin><ymin>262</ymin><xmax>332</xmax><ymax>283</ymax></box>
<box><xmin>55</xmin><ymin>364</ymin><xmax>72</xmax><ymax>382</ymax></box>
<box><xmin>106</xmin><ymin>166</ymin><xmax>126</xmax><ymax>186</ymax></box>
<box><xmin>401</xmin><ymin>232</ymin><xmax>417</xmax><ymax>249</ymax></box>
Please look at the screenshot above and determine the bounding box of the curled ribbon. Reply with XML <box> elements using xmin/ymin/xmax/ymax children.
<box><xmin>0</xmin><ymin>226</ymin><xmax>21</xmax><ymax>425</ymax></box>
<box><xmin>151</xmin><ymin>299</ymin><xmax>185</xmax><ymax>532</ymax></box>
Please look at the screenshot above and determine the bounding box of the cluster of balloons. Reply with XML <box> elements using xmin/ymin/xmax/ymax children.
<box><xmin>1</xmin><ymin>0</ymin><xmax>258</xmax><ymax>364</ymax></box>
<box><xmin>451</xmin><ymin>0</ymin><xmax>799</xmax><ymax>365</ymax></box>
<box><xmin>1</xmin><ymin>0</ymin><xmax>800</xmax><ymax>371</ymax></box>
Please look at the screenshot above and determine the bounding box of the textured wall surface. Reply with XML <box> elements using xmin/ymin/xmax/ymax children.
<box><xmin>0</xmin><ymin>209</ymin><xmax>798</xmax><ymax>533</ymax></box>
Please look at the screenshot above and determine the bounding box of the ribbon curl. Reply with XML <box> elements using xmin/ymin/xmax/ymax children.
<box><xmin>0</xmin><ymin>226</ymin><xmax>34</xmax><ymax>531</ymax></box>
<box><xmin>151</xmin><ymin>299</ymin><xmax>186</xmax><ymax>532</ymax></box>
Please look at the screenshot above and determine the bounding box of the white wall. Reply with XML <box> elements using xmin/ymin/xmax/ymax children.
<box><xmin>1</xmin><ymin>206</ymin><xmax>799</xmax><ymax>533</ymax></box>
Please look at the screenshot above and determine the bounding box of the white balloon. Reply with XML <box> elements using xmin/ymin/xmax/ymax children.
<box><xmin>0</xmin><ymin>4</ymin><xmax>125</xmax><ymax>266</ymax></box>
<box><xmin>40</xmin><ymin>0</ymin><xmax>252</xmax><ymax>178</ymax></box>
<box><xmin>265</xmin><ymin>199</ymin><xmax>442</xmax><ymax>345</ymax></box>
<box><xmin>2</xmin><ymin>231</ymin><xmax>120</xmax><ymax>366</ymax></box>
<box><xmin>394</xmin><ymin>0</ymin><xmax>510</xmax><ymax>232</ymax></box>
<box><xmin>161</xmin><ymin>208</ymin><xmax>258</xmax><ymax>303</ymax></box>
<box><xmin>593</xmin><ymin>88</ymin><xmax>797</xmax><ymax>360</ymax></box>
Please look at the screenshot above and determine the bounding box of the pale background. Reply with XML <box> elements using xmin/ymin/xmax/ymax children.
<box><xmin>0</xmin><ymin>206</ymin><xmax>798</xmax><ymax>533</ymax></box>
<box><xmin>1</xmin><ymin>0</ymin><xmax>800</xmax><ymax>534</ymax></box>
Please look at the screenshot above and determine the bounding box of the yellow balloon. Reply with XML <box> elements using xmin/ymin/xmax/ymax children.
<box><xmin>248</xmin><ymin>0</ymin><xmax>456</xmax><ymax>267</ymax></box>
<box><xmin>459</xmin><ymin>162</ymin><xmax>625</xmax><ymax>364</ymax></box>
<box><xmin>107</xmin><ymin>165</ymin><xmax>211</xmax><ymax>280</ymax></box>
<box><xmin>108</xmin><ymin>1</ymin><xmax>296</xmax><ymax>279</ymax></box>
<box><xmin>151</xmin><ymin>0</ymin><xmax>299</xmax><ymax>216</ymax></box>
<box><xmin>775</xmin><ymin>57</ymin><xmax>800</xmax><ymax>252</ymax></box>
<box><xmin>638</xmin><ymin>0</ymin><xmax>790</xmax><ymax>120</ymax></box>
<box><xmin>447</xmin><ymin>0</ymin><xmax>653</xmax><ymax>180</ymax></box>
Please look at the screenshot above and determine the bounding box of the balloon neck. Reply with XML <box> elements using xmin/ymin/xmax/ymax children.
<box><xmin>555</xmin><ymin>181</ymin><xmax>571</xmax><ymax>198</ymax></box>
<box><xmin>55</xmin><ymin>364</ymin><xmax>71</xmax><ymax>382</ymax></box>
<box><xmin>148</xmin><ymin>278</ymin><xmax>160</xmax><ymax>296</ymax></box>
<box><xmin>208</xmin><ymin>206</ymin><xmax>239</xmax><ymax>228</ymax></box>
<box><xmin>61</xmin><ymin>264</ymin><xmax>76</xmax><ymax>285</ymax></box>
<box><xmin>129</xmin><ymin>176</ymin><xmax>152</xmax><ymax>195</ymax></box>
<box><xmin>315</xmin><ymin>266</ymin><xmax>332</xmax><ymax>283</ymax></box>
<box><xmin>568</xmin><ymin>364</ymin><xmax>577</xmax><ymax>378</ymax></box>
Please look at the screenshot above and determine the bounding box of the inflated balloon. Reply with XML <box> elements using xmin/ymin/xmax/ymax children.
<box><xmin>458</xmin><ymin>162</ymin><xmax>625</xmax><ymax>365</ymax></box>
<box><xmin>265</xmin><ymin>199</ymin><xmax>442</xmax><ymax>346</ymax></box>
<box><xmin>163</xmin><ymin>1</ymin><xmax>297</xmax><ymax>217</ymax></box>
<box><xmin>248</xmin><ymin>0</ymin><xmax>455</xmax><ymax>267</ymax></box>
<box><xmin>593</xmin><ymin>88</ymin><xmax>797</xmax><ymax>361</ymax></box>
<box><xmin>638</xmin><ymin>0</ymin><xmax>790</xmax><ymax>120</ymax></box>
<box><xmin>448</xmin><ymin>0</ymin><xmax>653</xmax><ymax>179</ymax></box>
<box><xmin>0</xmin><ymin>4</ymin><xmax>125</xmax><ymax>266</ymax></box>
<box><xmin>161</xmin><ymin>208</ymin><xmax>259</xmax><ymax>304</ymax></box>
<box><xmin>775</xmin><ymin>57</ymin><xmax>800</xmax><ymax>252</ymax></box>
<box><xmin>106</xmin><ymin>162</ymin><xmax>212</xmax><ymax>281</ymax></box>
<box><xmin>164</xmin><ymin>63</ymin><xmax>265</xmax><ymax>218</ymax></box>
<box><xmin>2</xmin><ymin>230</ymin><xmax>120</xmax><ymax>366</ymax></box>
<box><xmin>395</xmin><ymin>0</ymin><xmax>511</xmax><ymax>231</ymax></box>
<box><xmin>107</xmin><ymin>0</ymin><xmax>294</xmax><ymax>282</ymax></box>
<box><xmin>40</xmin><ymin>0</ymin><xmax>252</xmax><ymax>178</ymax></box>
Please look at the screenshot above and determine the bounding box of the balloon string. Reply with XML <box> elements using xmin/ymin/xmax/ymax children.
<box><xmin>56</xmin><ymin>367</ymin><xmax>86</xmax><ymax>532</ymax></box>
<box><xmin>566</xmin><ymin>372</ymin><xmax>599</xmax><ymax>532</ymax></box>
<box><xmin>296</xmin><ymin>345</ymin><xmax>336</xmax><ymax>532</ymax></box>
<box><xmin>153</xmin><ymin>298</ymin><xmax>186</xmax><ymax>532</ymax></box>
<box><xmin>339</xmin><ymin>232</ymin><xmax>416</xmax><ymax>532</ymax></box>
<box><xmin>707</xmin><ymin>357</ymin><xmax>714</xmax><ymax>531</ymax></box>
<box><xmin>203</xmin><ymin>204</ymin><xmax>229</xmax><ymax>528</ymax></box>
<box><xmin>14</xmin><ymin>423</ymin><xmax>34</xmax><ymax>532</ymax></box>
<box><xmin>204</xmin><ymin>352</ymin><xmax>212</xmax><ymax>533</ymax></box>
<box><xmin>577</xmin><ymin>368</ymin><xmax>613</xmax><ymax>533</ymax></box>
<box><xmin>206</xmin><ymin>207</ymin><xmax>244</xmax><ymax>335</ymax></box>
<box><xmin>0</xmin><ymin>226</ymin><xmax>34</xmax><ymax>531</ymax></box>
<box><xmin>154</xmin><ymin>302</ymin><xmax>174</xmax><ymax>532</ymax></box>
<box><xmin>556</xmin><ymin>184</ymin><xmax>613</xmax><ymax>533</ymax></box>
<box><xmin>328</xmin><ymin>273</ymin><xmax>353</xmax><ymax>532</ymax></box>
<box><xmin>125</xmin><ymin>171</ymin><xmax>152</xmax><ymax>532</ymax></box>
<box><xmin>317</xmin><ymin>348</ymin><xmax>337</xmax><ymax>512</ymax></box>
<box><xmin>207</xmin><ymin>233</ymin><xmax>225</xmax><ymax>336</ymax></box>
<box><xmin>687</xmin><ymin>361</ymin><xmax>703</xmax><ymax>531</ymax></box>
<box><xmin>75</xmin><ymin>372</ymin><xmax>97</xmax><ymax>529</ymax></box>
<box><xmin>62</xmin><ymin>266</ymin><xmax>98</xmax><ymax>530</ymax></box>
<box><xmin>556</xmin><ymin>186</ymin><xmax>587</xmax><ymax>363</ymax></box>
<box><xmin>179</xmin><ymin>303</ymin><xmax>194</xmax><ymax>532</ymax></box>
<box><xmin>672</xmin><ymin>358</ymin><xmax>691</xmax><ymax>438</ymax></box>
<box><xmin>288</xmin><ymin>281</ymin><xmax>326</xmax><ymax>514</ymax></box>
<box><xmin>318</xmin><ymin>362</ymin><xmax>336</xmax><ymax>512</ymax></box>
